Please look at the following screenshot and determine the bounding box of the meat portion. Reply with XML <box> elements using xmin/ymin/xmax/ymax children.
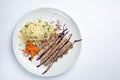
<box><xmin>36</xmin><ymin>28</ymin><xmax>82</xmax><ymax>74</ymax></box>
<box><xmin>40</xmin><ymin>33</ymin><xmax>58</xmax><ymax>48</ymax></box>
<box><xmin>44</xmin><ymin>41</ymin><xmax>73</xmax><ymax>66</ymax></box>
<box><xmin>42</xmin><ymin>41</ymin><xmax>73</xmax><ymax>74</ymax></box>
<box><xmin>37</xmin><ymin>29</ymin><xmax>68</xmax><ymax>60</ymax></box>
<box><xmin>37</xmin><ymin>34</ymin><xmax>59</xmax><ymax>59</ymax></box>
<box><xmin>40</xmin><ymin>36</ymin><xmax>67</xmax><ymax>63</ymax></box>
<box><xmin>37</xmin><ymin>34</ymin><xmax>72</xmax><ymax>67</ymax></box>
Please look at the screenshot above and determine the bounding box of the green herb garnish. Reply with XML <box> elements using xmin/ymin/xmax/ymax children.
<box><xmin>25</xmin><ymin>24</ymin><xmax>29</xmax><ymax>28</ymax></box>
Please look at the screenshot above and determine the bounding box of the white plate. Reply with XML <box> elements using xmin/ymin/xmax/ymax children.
<box><xmin>13</xmin><ymin>7</ymin><xmax>82</xmax><ymax>77</ymax></box>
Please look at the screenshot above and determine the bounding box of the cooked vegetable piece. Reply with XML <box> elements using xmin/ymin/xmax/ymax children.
<box><xmin>23</xmin><ymin>40</ymin><xmax>40</xmax><ymax>61</ymax></box>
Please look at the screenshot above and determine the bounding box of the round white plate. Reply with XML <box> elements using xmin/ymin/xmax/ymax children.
<box><xmin>13</xmin><ymin>7</ymin><xmax>82</xmax><ymax>77</ymax></box>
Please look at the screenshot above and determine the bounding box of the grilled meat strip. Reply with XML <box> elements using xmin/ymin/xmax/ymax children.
<box><xmin>36</xmin><ymin>29</ymin><xmax>68</xmax><ymax>60</ymax></box>
<box><xmin>37</xmin><ymin>34</ymin><xmax>58</xmax><ymax>59</ymax></box>
<box><xmin>39</xmin><ymin>34</ymin><xmax>72</xmax><ymax>67</ymax></box>
<box><xmin>44</xmin><ymin>40</ymin><xmax>73</xmax><ymax>66</ymax></box>
<box><xmin>42</xmin><ymin>39</ymin><xmax>82</xmax><ymax>74</ymax></box>
<box><xmin>37</xmin><ymin>31</ymin><xmax>69</xmax><ymax>67</ymax></box>
<box><xmin>42</xmin><ymin>36</ymin><xmax>73</xmax><ymax>74</ymax></box>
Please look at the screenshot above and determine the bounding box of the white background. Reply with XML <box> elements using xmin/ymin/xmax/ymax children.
<box><xmin>0</xmin><ymin>0</ymin><xmax>120</xmax><ymax>80</ymax></box>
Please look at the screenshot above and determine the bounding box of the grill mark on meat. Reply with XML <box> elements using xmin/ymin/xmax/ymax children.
<box><xmin>37</xmin><ymin>34</ymin><xmax>58</xmax><ymax>58</ymax></box>
<box><xmin>42</xmin><ymin>37</ymin><xmax>73</xmax><ymax>74</ymax></box>
<box><xmin>37</xmin><ymin>36</ymin><xmax>59</xmax><ymax>60</ymax></box>
<box><xmin>44</xmin><ymin>41</ymin><xmax>73</xmax><ymax>66</ymax></box>
<box><xmin>36</xmin><ymin>29</ymin><xmax>68</xmax><ymax>60</ymax></box>
<box><xmin>44</xmin><ymin>49</ymin><xmax>58</xmax><ymax>66</ymax></box>
<box><xmin>40</xmin><ymin>36</ymin><xmax>68</xmax><ymax>66</ymax></box>
<box><xmin>38</xmin><ymin>34</ymin><xmax>72</xmax><ymax>68</ymax></box>
<box><xmin>41</xmin><ymin>37</ymin><xmax>66</xmax><ymax>60</ymax></box>
<box><xmin>36</xmin><ymin>32</ymin><xmax>69</xmax><ymax>67</ymax></box>
<box><xmin>42</xmin><ymin>39</ymin><xmax>82</xmax><ymax>74</ymax></box>
<box><xmin>39</xmin><ymin>31</ymin><xmax>68</xmax><ymax>60</ymax></box>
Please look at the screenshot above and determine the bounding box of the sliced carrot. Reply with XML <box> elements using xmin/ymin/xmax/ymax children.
<box><xmin>23</xmin><ymin>40</ymin><xmax>40</xmax><ymax>61</ymax></box>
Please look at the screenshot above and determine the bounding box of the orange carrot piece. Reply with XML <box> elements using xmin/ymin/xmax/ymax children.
<box><xmin>23</xmin><ymin>40</ymin><xmax>40</xmax><ymax>61</ymax></box>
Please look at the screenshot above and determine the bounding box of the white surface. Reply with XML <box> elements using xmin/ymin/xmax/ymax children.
<box><xmin>0</xmin><ymin>0</ymin><xmax>120</xmax><ymax>80</ymax></box>
<box><xmin>13</xmin><ymin>8</ymin><xmax>81</xmax><ymax>76</ymax></box>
